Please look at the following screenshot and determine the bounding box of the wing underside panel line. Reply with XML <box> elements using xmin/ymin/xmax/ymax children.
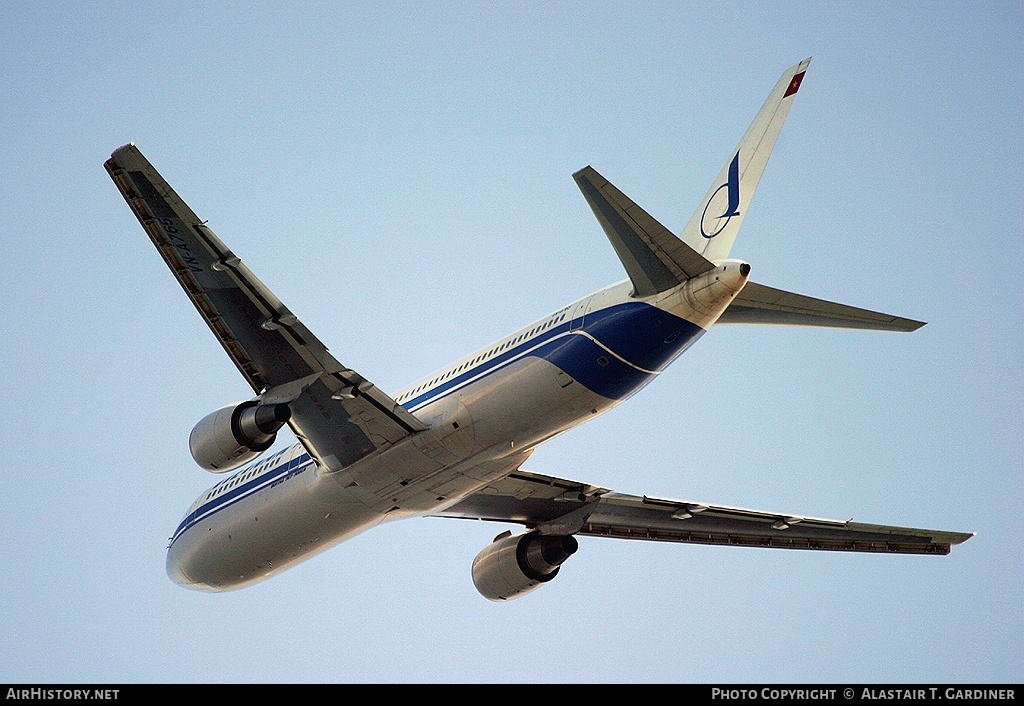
<box><xmin>578</xmin><ymin>523</ymin><xmax>953</xmax><ymax>555</ymax></box>
<box><xmin>434</xmin><ymin>469</ymin><xmax>972</xmax><ymax>556</ymax></box>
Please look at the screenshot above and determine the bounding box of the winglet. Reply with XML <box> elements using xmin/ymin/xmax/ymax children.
<box><xmin>573</xmin><ymin>166</ymin><xmax>714</xmax><ymax>297</ymax></box>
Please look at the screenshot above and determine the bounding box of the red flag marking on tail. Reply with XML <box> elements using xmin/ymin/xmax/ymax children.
<box><xmin>784</xmin><ymin>71</ymin><xmax>806</xmax><ymax>98</ymax></box>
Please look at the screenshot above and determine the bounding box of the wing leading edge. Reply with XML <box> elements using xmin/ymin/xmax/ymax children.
<box><xmin>434</xmin><ymin>469</ymin><xmax>973</xmax><ymax>555</ymax></box>
<box><xmin>106</xmin><ymin>144</ymin><xmax>426</xmax><ymax>471</ymax></box>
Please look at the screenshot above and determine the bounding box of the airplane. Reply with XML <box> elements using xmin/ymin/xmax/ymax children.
<box><xmin>105</xmin><ymin>59</ymin><xmax>972</xmax><ymax>600</ymax></box>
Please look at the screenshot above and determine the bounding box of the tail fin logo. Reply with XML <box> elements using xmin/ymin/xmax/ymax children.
<box><xmin>700</xmin><ymin>152</ymin><xmax>741</xmax><ymax>239</ymax></box>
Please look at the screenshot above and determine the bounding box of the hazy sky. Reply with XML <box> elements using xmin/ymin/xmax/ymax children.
<box><xmin>1</xmin><ymin>1</ymin><xmax>1020</xmax><ymax>683</ymax></box>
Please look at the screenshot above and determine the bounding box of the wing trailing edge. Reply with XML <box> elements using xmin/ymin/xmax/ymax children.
<box><xmin>434</xmin><ymin>470</ymin><xmax>973</xmax><ymax>556</ymax></box>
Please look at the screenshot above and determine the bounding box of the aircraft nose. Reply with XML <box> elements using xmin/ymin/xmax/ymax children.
<box><xmin>166</xmin><ymin>550</ymin><xmax>194</xmax><ymax>588</ymax></box>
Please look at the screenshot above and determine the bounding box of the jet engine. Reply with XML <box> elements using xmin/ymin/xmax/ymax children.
<box><xmin>188</xmin><ymin>400</ymin><xmax>291</xmax><ymax>473</ymax></box>
<box><xmin>471</xmin><ymin>530</ymin><xmax>578</xmax><ymax>601</ymax></box>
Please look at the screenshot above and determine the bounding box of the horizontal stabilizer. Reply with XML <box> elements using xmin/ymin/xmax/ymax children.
<box><xmin>718</xmin><ymin>281</ymin><xmax>925</xmax><ymax>331</ymax></box>
<box><xmin>574</xmin><ymin>166</ymin><xmax>715</xmax><ymax>297</ymax></box>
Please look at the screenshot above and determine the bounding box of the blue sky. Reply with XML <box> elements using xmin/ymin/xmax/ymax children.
<box><xmin>1</xmin><ymin>1</ymin><xmax>1020</xmax><ymax>683</ymax></box>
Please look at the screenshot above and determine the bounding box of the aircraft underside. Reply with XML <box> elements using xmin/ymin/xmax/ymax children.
<box><xmin>169</xmin><ymin>351</ymin><xmax>638</xmax><ymax>590</ymax></box>
<box><xmin>110</xmin><ymin>58</ymin><xmax>971</xmax><ymax>601</ymax></box>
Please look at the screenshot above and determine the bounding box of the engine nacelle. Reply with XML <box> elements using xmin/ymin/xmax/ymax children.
<box><xmin>471</xmin><ymin>530</ymin><xmax>578</xmax><ymax>601</ymax></box>
<box><xmin>188</xmin><ymin>400</ymin><xmax>291</xmax><ymax>473</ymax></box>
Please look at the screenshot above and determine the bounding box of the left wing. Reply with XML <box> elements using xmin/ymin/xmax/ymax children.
<box><xmin>106</xmin><ymin>144</ymin><xmax>427</xmax><ymax>471</ymax></box>
<box><xmin>434</xmin><ymin>469</ymin><xmax>973</xmax><ymax>555</ymax></box>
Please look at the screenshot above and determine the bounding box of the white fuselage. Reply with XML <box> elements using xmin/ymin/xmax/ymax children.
<box><xmin>168</xmin><ymin>264</ymin><xmax>748</xmax><ymax>590</ymax></box>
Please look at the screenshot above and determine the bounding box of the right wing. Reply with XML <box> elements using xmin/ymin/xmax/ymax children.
<box><xmin>105</xmin><ymin>144</ymin><xmax>426</xmax><ymax>471</ymax></box>
<box><xmin>718</xmin><ymin>281</ymin><xmax>926</xmax><ymax>331</ymax></box>
<box><xmin>435</xmin><ymin>469</ymin><xmax>973</xmax><ymax>555</ymax></box>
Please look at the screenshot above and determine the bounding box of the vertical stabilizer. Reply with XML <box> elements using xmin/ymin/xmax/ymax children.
<box><xmin>679</xmin><ymin>58</ymin><xmax>811</xmax><ymax>262</ymax></box>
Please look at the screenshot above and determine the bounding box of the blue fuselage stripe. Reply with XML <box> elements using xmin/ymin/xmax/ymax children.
<box><xmin>403</xmin><ymin>301</ymin><xmax>704</xmax><ymax>412</ymax></box>
<box><xmin>173</xmin><ymin>301</ymin><xmax>703</xmax><ymax>547</ymax></box>
<box><xmin>171</xmin><ymin>452</ymin><xmax>312</xmax><ymax>545</ymax></box>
